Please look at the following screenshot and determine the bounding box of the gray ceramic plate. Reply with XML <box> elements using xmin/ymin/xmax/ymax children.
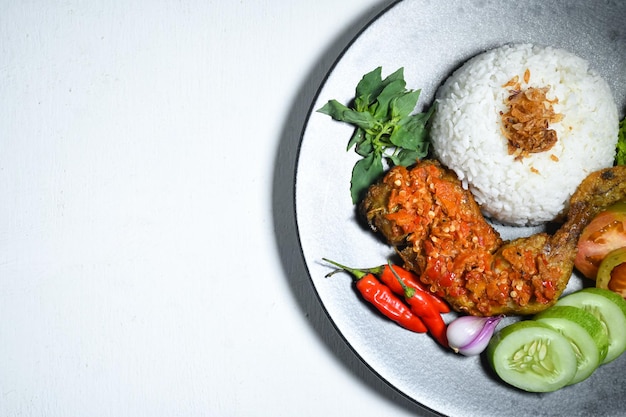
<box><xmin>295</xmin><ymin>1</ymin><xmax>626</xmax><ymax>416</ymax></box>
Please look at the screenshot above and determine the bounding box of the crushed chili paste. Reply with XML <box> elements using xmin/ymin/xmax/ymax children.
<box><xmin>361</xmin><ymin>160</ymin><xmax>571</xmax><ymax>316</ymax></box>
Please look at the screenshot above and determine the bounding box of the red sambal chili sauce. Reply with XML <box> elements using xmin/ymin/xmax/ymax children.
<box><xmin>379</xmin><ymin>161</ymin><xmax>503</xmax><ymax>313</ymax></box>
<box><xmin>372</xmin><ymin>160</ymin><xmax>562</xmax><ymax>315</ymax></box>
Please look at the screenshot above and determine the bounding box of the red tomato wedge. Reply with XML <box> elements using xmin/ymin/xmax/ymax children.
<box><xmin>574</xmin><ymin>201</ymin><xmax>626</xmax><ymax>280</ymax></box>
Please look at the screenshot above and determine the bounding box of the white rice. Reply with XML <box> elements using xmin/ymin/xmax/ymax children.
<box><xmin>430</xmin><ymin>43</ymin><xmax>618</xmax><ymax>226</ymax></box>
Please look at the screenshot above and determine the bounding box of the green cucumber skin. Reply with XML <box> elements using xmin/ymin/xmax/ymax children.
<box><xmin>534</xmin><ymin>306</ymin><xmax>607</xmax><ymax>385</ymax></box>
<box><xmin>487</xmin><ymin>321</ymin><xmax>577</xmax><ymax>393</ymax></box>
<box><xmin>486</xmin><ymin>288</ymin><xmax>626</xmax><ymax>393</ymax></box>
<box><xmin>534</xmin><ymin>305</ymin><xmax>609</xmax><ymax>364</ymax></box>
<box><xmin>557</xmin><ymin>288</ymin><xmax>626</xmax><ymax>363</ymax></box>
<box><xmin>580</xmin><ymin>288</ymin><xmax>626</xmax><ymax>315</ymax></box>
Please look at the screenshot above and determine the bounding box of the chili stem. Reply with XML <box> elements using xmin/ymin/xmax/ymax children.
<box><xmin>322</xmin><ymin>258</ymin><xmax>383</xmax><ymax>280</ymax></box>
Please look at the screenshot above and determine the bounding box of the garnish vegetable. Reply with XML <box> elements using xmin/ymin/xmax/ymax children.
<box><xmin>323</xmin><ymin>258</ymin><xmax>450</xmax><ymax>342</ymax></box>
<box><xmin>322</xmin><ymin>258</ymin><xmax>450</xmax><ymax>313</ymax></box>
<box><xmin>556</xmin><ymin>287</ymin><xmax>626</xmax><ymax>363</ymax></box>
<box><xmin>446</xmin><ymin>315</ymin><xmax>503</xmax><ymax>356</ymax></box>
<box><xmin>534</xmin><ymin>306</ymin><xmax>608</xmax><ymax>384</ymax></box>
<box><xmin>324</xmin><ymin>260</ymin><xmax>427</xmax><ymax>333</ymax></box>
<box><xmin>487</xmin><ymin>320</ymin><xmax>578</xmax><ymax>392</ymax></box>
<box><xmin>616</xmin><ymin>115</ymin><xmax>626</xmax><ymax>165</ymax></box>
<box><xmin>487</xmin><ymin>288</ymin><xmax>626</xmax><ymax>392</ymax></box>
<box><xmin>596</xmin><ymin>247</ymin><xmax>626</xmax><ymax>298</ymax></box>
<box><xmin>574</xmin><ymin>200</ymin><xmax>626</xmax><ymax>280</ymax></box>
<box><xmin>377</xmin><ymin>262</ymin><xmax>450</xmax><ymax>314</ymax></box>
<box><xmin>317</xmin><ymin>67</ymin><xmax>434</xmax><ymax>203</ymax></box>
<box><xmin>388</xmin><ymin>262</ymin><xmax>448</xmax><ymax>346</ymax></box>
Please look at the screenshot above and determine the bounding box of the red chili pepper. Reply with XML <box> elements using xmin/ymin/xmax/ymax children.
<box><xmin>388</xmin><ymin>263</ymin><xmax>449</xmax><ymax>347</ymax></box>
<box><xmin>423</xmin><ymin>315</ymin><xmax>448</xmax><ymax>346</ymax></box>
<box><xmin>324</xmin><ymin>259</ymin><xmax>427</xmax><ymax>333</ymax></box>
<box><xmin>379</xmin><ymin>264</ymin><xmax>450</xmax><ymax>314</ymax></box>
<box><xmin>355</xmin><ymin>274</ymin><xmax>427</xmax><ymax>333</ymax></box>
<box><xmin>322</xmin><ymin>258</ymin><xmax>450</xmax><ymax>314</ymax></box>
<box><xmin>387</xmin><ymin>264</ymin><xmax>439</xmax><ymax>319</ymax></box>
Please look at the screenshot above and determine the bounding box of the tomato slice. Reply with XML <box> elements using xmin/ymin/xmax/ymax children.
<box><xmin>597</xmin><ymin>247</ymin><xmax>626</xmax><ymax>299</ymax></box>
<box><xmin>608</xmin><ymin>264</ymin><xmax>626</xmax><ymax>297</ymax></box>
<box><xmin>575</xmin><ymin>201</ymin><xmax>626</xmax><ymax>279</ymax></box>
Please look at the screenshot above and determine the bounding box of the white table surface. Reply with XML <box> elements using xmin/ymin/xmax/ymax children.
<box><xmin>0</xmin><ymin>1</ymin><xmax>438</xmax><ymax>416</ymax></box>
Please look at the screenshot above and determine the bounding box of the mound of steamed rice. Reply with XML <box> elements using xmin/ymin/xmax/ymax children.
<box><xmin>430</xmin><ymin>43</ymin><xmax>618</xmax><ymax>226</ymax></box>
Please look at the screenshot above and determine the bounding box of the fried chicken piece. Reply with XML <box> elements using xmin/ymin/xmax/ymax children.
<box><xmin>361</xmin><ymin>160</ymin><xmax>626</xmax><ymax>316</ymax></box>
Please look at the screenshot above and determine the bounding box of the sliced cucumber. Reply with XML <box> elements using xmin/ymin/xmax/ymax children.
<box><xmin>534</xmin><ymin>306</ymin><xmax>608</xmax><ymax>385</ymax></box>
<box><xmin>486</xmin><ymin>321</ymin><xmax>577</xmax><ymax>392</ymax></box>
<box><xmin>556</xmin><ymin>287</ymin><xmax>626</xmax><ymax>364</ymax></box>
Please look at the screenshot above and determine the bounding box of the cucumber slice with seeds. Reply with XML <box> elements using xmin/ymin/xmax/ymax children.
<box><xmin>486</xmin><ymin>321</ymin><xmax>577</xmax><ymax>392</ymax></box>
<box><xmin>556</xmin><ymin>287</ymin><xmax>626</xmax><ymax>364</ymax></box>
<box><xmin>534</xmin><ymin>306</ymin><xmax>608</xmax><ymax>385</ymax></box>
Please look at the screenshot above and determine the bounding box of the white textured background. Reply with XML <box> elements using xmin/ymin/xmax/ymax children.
<box><xmin>0</xmin><ymin>1</ymin><xmax>434</xmax><ymax>416</ymax></box>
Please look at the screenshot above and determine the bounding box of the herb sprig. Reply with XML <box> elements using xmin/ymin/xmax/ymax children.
<box><xmin>317</xmin><ymin>67</ymin><xmax>434</xmax><ymax>204</ymax></box>
<box><xmin>616</xmin><ymin>115</ymin><xmax>626</xmax><ymax>166</ymax></box>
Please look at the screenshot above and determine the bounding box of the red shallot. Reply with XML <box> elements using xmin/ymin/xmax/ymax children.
<box><xmin>446</xmin><ymin>315</ymin><xmax>504</xmax><ymax>356</ymax></box>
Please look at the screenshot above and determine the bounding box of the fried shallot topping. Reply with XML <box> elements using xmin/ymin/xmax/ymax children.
<box><xmin>500</xmin><ymin>70</ymin><xmax>564</xmax><ymax>160</ymax></box>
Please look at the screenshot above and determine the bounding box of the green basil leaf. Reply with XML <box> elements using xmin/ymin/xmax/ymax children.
<box><xmin>316</xmin><ymin>99</ymin><xmax>350</xmax><ymax>119</ymax></box>
<box><xmin>317</xmin><ymin>66</ymin><xmax>434</xmax><ymax>204</ymax></box>
<box><xmin>410</xmin><ymin>102</ymin><xmax>436</xmax><ymax>123</ymax></box>
<box><xmin>346</xmin><ymin>128</ymin><xmax>365</xmax><ymax>151</ymax></box>
<box><xmin>381</xmin><ymin>67</ymin><xmax>405</xmax><ymax>88</ymax></box>
<box><xmin>350</xmin><ymin>152</ymin><xmax>383</xmax><ymax>204</ymax></box>
<box><xmin>391</xmin><ymin>148</ymin><xmax>426</xmax><ymax>167</ymax></box>
<box><xmin>389</xmin><ymin>123</ymin><xmax>418</xmax><ymax>150</ymax></box>
<box><xmin>355</xmin><ymin>67</ymin><xmax>383</xmax><ymax>111</ymax></box>
<box><xmin>340</xmin><ymin>109</ymin><xmax>376</xmax><ymax>130</ymax></box>
<box><xmin>390</xmin><ymin>104</ymin><xmax>435</xmax><ymax>149</ymax></box>
<box><xmin>391</xmin><ymin>89</ymin><xmax>421</xmax><ymax>120</ymax></box>
<box><xmin>374</xmin><ymin>79</ymin><xmax>407</xmax><ymax>119</ymax></box>
<box><xmin>355</xmin><ymin>137</ymin><xmax>374</xmax><ymax>156</ymax></box>
<box><xmin>318</xmin><ymin>100</ymin><xmax>376</xmax><ymax>130</ymax></box>
<box><xmin>357</xmin><ymin>67</ymin><xmax>405</xmax><ymax>112</ymax></box>
<box><xmin>389</xmin><ymin>116</ymin><xmax>426</xmax><ymax>150</ymax></box>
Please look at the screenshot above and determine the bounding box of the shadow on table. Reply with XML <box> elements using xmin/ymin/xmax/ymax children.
<box><xmin>271</xmin><ymin>1</ymin><xmax>442</xmax><ymax>416</ymax></box>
